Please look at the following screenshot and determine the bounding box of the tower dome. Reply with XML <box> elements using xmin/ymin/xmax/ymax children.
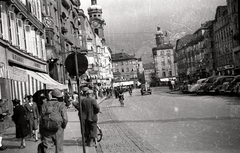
<box><xmin>156</xmin><ymin>26</ymin><xmax>164</xmax><ymax>36</ymax></box>
<box><xmin>87</xmin><ymin>5</ymin><xmax>102</xmax><ymax>12</ymax></box>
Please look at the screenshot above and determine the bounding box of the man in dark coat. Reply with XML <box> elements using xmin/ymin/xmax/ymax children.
<box><xmin>81</xmin><ymin>90</ymin><xmax>100</xmax><ymax>147</ymax></box>
<box><xmin>12</xmin><ymin>99</ymin><xmax>30</xmax><ymax>149</ymax></box>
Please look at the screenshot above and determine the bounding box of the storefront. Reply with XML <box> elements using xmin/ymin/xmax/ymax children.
<box><xmin>0</xmin><ymin>43</ymin><xmax>67</xmax><ymax>103</ymax></box>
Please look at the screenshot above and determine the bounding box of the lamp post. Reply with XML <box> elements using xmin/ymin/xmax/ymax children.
<box><xmin>65</xmin><ymin>46</ymin><xmax>88</xmax><ymax>153</ymax></box>
<box><xmin>74</xmin><ymin>48</ymin><xmax>86</xmax><ymax>153</ymax></box>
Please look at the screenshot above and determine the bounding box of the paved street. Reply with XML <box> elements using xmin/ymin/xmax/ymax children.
<box><xmin>97</xmin><ymin>87</ymin><xmax>240</xmax><ymax>153</ymax></box>
<box><xmin>0</xmin><ymin>97</ymin><xmax>109</xmax><ymax>153</ymax></box>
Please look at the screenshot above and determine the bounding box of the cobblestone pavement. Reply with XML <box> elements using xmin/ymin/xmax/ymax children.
<box><xmin>96</xmin><ymin>97</ymin><xmax>160</xmax><ymax>153</ymax></box>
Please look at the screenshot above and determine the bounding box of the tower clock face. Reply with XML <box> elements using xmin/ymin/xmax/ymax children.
<box><xmin>93</xmin><ymin>21</ymin><xmax>99</xmax><ymax>27</ymax></box>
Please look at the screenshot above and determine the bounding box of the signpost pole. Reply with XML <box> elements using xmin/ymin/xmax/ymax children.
<box><xmin>74</xmin><ymin>49</ymin><xmax>86</xmax><ymax>153</ymax></box>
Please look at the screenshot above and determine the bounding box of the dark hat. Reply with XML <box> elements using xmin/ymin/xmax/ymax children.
<box><xmin>27</xmin><ymin>95</ymin><xmax>33</xmax><ymax>100</ymax></box>
<box><xmin>86</xmin><ymin>90</ymin><xmax>93</xmax><ymax>94</ymax></box>
<box><xmin>51</xmin><ymin>88</ymin><xmax>63</xmax><ymax>97</ymax></box>
<box><xmin>12</xmin><ymin>98</ymin><xmax>20</xmax><ymax>104</ymax></box>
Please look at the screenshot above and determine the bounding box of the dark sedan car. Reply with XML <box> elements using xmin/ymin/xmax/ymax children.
<box><xmin>225</xmin><ymin>75</ymin><xmax>240</xmax><ymax>94</ymax></box>
<box><xmin>208</xmin><ymin>76</ymin><xmax>234</xmax><ymax>94</ymax></box>
<box><xmin>196</xmin><ymin>76</ymin><xmax>218</xmax><ymax>94</ymax></box>
<box><xmin>141</xmin><ymin>84</ymin><xmax>152</xmax><ymax>95</ymax></box>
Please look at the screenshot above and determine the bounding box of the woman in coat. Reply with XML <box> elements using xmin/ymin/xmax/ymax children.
<box><xmin>12</xmin><ymin>99</ymin><xmax>30</xmax><ymax>149</ymax></box>
<box><xmin>24</xmin><ymin>95</ymin><xmax>39</xmax><ymax>141</ymax></box>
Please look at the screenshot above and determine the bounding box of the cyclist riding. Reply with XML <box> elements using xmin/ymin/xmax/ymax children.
<box><xmin>118</xmin><ymin>88</ymin><xmax>124</xmax><ymax>107</ymax></box>
<box><xmin>128</xmin><ymin>86</ymin><xmax>132</xmax><ymax>96</ymax></box>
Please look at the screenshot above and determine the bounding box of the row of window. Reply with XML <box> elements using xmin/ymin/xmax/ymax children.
<box><xmin>0</xmin><ymin>2</ymin><xmax>46</xmax><ymax>60</ymax></box>
<box><xmin>115</xmin><ymin>60</ymin><xmax>137</xmax><ymax>66</ymax></box>
<box><xmin>115</xmin><ymin>67</ymin><xmax>136</xmax><ymax>73</ymax></box>
<box><xmin>19</xmin><ymin>0</ymin><xmax>42</xmax><ymax>22</ymax></box>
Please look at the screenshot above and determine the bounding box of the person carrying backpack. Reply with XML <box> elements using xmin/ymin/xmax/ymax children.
<box><xmin>40</xmin><ymin>88</ymin><xmax>68</xmax><ymax>153</ymax></box>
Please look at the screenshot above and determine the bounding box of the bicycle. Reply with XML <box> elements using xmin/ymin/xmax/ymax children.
<box><xmin>119</xmin><ymin>94</ymin><xmax>124</xmax><ymax>107</ymax></box>
<box><xmin>96</xmin><ymin>125</ymin><xmax>102</xmax><ymax>142</ymax></box>
<box><xmin>94</xmin><ymin>114</ymin><xmax>103</xmax><ymax>148</ymax></box>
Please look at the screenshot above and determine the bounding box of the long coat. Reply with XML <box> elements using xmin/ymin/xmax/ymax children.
<box><xmin>81</xmin><ymin>97</ymin><xmax>100</xmax><ymax>122</ymax></box>
<box><xmin>24</xmin><ymin>102</ymin><xmax>39</xmax><ymax>130</ymax></box>
<box><xmin>12</xmin><ymin>104</ymin><xmax>30</xmax><ymax>138</ymax></box>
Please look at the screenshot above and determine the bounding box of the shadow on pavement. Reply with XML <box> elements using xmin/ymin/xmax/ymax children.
<box><xmin>64</xmin><ymin>139</ymin><xmax>81</xmax><ymax>146</ymax></box>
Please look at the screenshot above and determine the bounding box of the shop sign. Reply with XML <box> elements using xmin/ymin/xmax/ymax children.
<box><xmin>8</xmin><ymin>67</ymin><xmax>27</xmax><ymax>82</ymax></box>
<box><xmin>8</xmin><ymin>52</ymin><xmax>46</xmax><ymax>72</ymax></box>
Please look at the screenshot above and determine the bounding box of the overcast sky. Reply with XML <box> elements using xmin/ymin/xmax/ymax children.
<box><xmin>80</xmin><ymin>0</ymin><xmax>226</xmax><ymax>54</ymax></box>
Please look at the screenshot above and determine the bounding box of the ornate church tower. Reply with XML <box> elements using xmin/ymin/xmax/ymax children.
<box><xmin>155</xmin><ymin>26</ymin><xmax>165</xmax><ymax>47</ymax></box>
<box><xmin>88</xmin><ymin>0</ymin><xmax>106</xmax><ymax>39</ymax></box>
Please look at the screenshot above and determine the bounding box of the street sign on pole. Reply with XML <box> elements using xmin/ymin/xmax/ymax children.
<box><xmin>65</xmin><ymin>50</ymin><xmax>88</xmax><ymax>153</ymax></box>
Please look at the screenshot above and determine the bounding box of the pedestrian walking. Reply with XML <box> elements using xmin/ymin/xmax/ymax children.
<box><xmin>0</xmin><ymin>99</ymin><xmax>9</xmax><ymax>151</ymax></box>
<box><xmin>82</xmin><ymin>90</ymin><xmax>100</xmax><ymax>146</ymax></box>
<box><xmin>171</xmin><ymin>79</ymin><xmax>175</xmax><ymax>90</ymax></box>
<box><xmin>40</xmin><ymin>88</ymin><xmax>68</xmax><ymax>153</ymax></box>
<box><xmin>24</xmin><ymin>95</ymin><xmax>39</xmax><ymax>142</ymax></box>
<box><xmin>73</xmin><ymin>90</ymin><xmax>100</xmax><ymax>147</ymax></box>
<box><xmin>12</xmin><ymin>99</ymin><xmax>30</xmax><ymax>149</ymax></box>
<box><xmin>168</xmin><ymin>80</ymin><xmax>172</xmax><ymax>90</ymax></box>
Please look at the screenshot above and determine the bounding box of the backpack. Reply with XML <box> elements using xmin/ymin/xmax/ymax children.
<box><xmin>41</xmin><ymin>102</ymin><xmax>61</xmax><ymax>132</ymax></box>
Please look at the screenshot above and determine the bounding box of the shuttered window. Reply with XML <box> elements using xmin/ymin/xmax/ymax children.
<box><xmin>42</xmin><ymin>37</ymin><xmax>46</xmax><ymax>60</ymax></box>
<box><xmin>9</xmin><ymin>11</ymin><xmax>17</xmax><ymax>46</ymax></box>
<box><xmin>0</xmin><ymin>2</ymin><xmax>9</xmax><ymax>41</ymax></box>
<box><xmin>31</xmin><ymin>28</ymin><xmax>37</xmax><ymax>56</ymax></box>
<box><xmin>36</xmin><ymin>33</ymin><xmax>42</xmax><ymax>58</ymax></box>
<box><xmin>17</xmin><ymin>19</ymin><xmax>25</xmax><ymax>50</ymax></box>
<box><xmin>24</xmin><ymin>24</ymin><xmax>31</xmax><ymax>53</ymax></box>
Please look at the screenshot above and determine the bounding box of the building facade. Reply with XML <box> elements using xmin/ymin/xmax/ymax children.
<box><xmin>152</xmin><ymin>26</ymin><xmax>175</xmax><ymax>84</ymax></box>
<box><xmin>143</xmin><ymin>63</ymin><xmax>155</xmax><ymax>85</ymax></box>
<box><xmin>112</xmin><ymin>52</ymin><xmax>138</xmax><ymax>81</ymax></box>
<box><xmin>175</xmin><ymin>35</ymin><xmax>193</xmax><ymax>82</ymax></box>
<box><xmin>213</xmin><ymin>6</ymin><xmax>234</xmax><ymax>75</ymax></box>
<box><xmin>86</xmin><ymin>0</ymin><xmax>113</xmax><ymax>87</ymax></box>
<box><xmin>227</xmin><ymin>0</ymin><xmax>240</xmax><ymax>74</ymax></box>
<box><xmin>175</xmin><ymin>2</ymin><xmax>238</xmax><ymax>81</ymax></box>
<box><xmin>0</xmin><ymin>0</ymin><xmax>47</xmax><ymax>102</ymax></box>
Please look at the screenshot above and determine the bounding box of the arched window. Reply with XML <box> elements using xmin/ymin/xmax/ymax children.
<box><xmin>94</xmin><ymin>28</ymin><xmax>99</xmax><ymax>35</ymax></box>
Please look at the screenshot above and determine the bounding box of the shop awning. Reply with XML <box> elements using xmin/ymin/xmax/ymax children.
<box><xmin>26</xmin><ymin>70</ymin><xmax>68</xmax><ymax>90</ymax></box>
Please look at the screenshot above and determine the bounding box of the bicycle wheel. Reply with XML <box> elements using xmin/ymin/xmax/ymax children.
<box><xmin>97</xmin><ymin>125</ymin><xmax>102</xmax><ymax>142</ymax></box>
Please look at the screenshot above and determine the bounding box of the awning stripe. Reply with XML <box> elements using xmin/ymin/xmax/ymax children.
<box><xmin>18</xmin><ymin>81</ymin><xmax>22</xmax><ymax>101</ymax></box>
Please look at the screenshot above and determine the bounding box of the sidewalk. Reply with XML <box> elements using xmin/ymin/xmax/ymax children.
<box><xmin>1</xmin><ymin>97</ymin><xmax>107</xmax><ymax>153</ymax></box>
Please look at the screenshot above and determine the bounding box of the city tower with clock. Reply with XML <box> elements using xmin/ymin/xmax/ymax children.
<box><xmin>88</xmin><ymin>0</ymin><xmax>106</xmax><ymax>39</ymax></box>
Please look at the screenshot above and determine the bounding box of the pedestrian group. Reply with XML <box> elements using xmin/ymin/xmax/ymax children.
<box><xmin>0</xmin><ymin>86</ymin><xmax>101</xmax><ymax>153</ymax></box>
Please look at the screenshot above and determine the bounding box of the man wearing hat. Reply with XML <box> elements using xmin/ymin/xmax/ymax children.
<box><xmin>40</xmin><ymin>88</ymin><xmax>68</xmax><ymax>153</ymax></box>
<box><xmin>81</xmin><ymin>89</ymin><xmax>100</xmax><ymax>147</ymax></box>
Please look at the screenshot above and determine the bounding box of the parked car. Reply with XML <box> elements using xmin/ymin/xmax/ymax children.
<box><xmin>189</xmin><ymin>78</ymin><xmax>206</xmax><ymax>93</ymax></box>
<box><xmin>180</xmin><ymin>80</ymin><xmax>194</xmax><ymax>93</ymax></box>
<box><xmin>224</xmin><ymin>75</ymin><xmax>240</xmax><ymax>94</ymax></box>
<box><xmin>208</xmin><ymin>76</ymin><xmax>234</xmax><ymax>94</ymax></box>
<box><xmin>232</xmin><ymin>82</ymin><xmax>240</xmax><ymax>95</ymax></box>
<box><xmin>140</xmin><ymin>83</ymin><xmax>152</xmax><ymax>95</ymax></box>
<box><xmin>196</xmin><ymin>76</ymin><xmax>218</xmax><ymax>94</ymax></box>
